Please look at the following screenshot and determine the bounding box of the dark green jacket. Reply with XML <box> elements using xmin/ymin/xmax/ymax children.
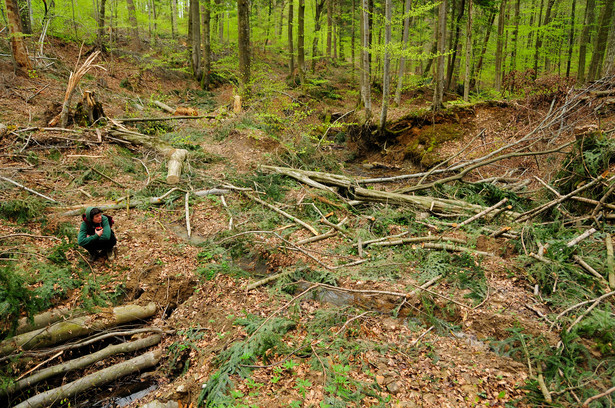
<box><xmin>78</xmin><ymin>207</ymin><xmax>112</xmax><ymax>247</ymax></box>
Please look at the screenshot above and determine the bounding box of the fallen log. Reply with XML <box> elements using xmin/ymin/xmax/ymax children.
<box><xmin>367</xmin><ymin>235</ymin><xmax>466</xmax><ymax>248</ymax></box>
<box><xmin>167</xmin><ymin>148</ymin><xmax>188</xmax><ymax>184</ymax></box>
<box><xmin>2</xmin><ymin>334</ymin><xmax>161</xmax><ymax>396</ymax></box>
<box><xmin>13</xmin><ymin>349</ymin><xmax>162</xmax><ymax>408</ymax></box>
<box><xmin>16</xmin><ymin>306</ymin><xmax>79</xmax><ymax>335</ymax></box>
<box><xmin>0</xmin><ymin>302</ymin><xmax>157</xmax><ymax>357</ymax></box>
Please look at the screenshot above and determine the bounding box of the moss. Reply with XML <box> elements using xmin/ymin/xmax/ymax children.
<box><xmin>405</xmin><ymin>123</ymin><xmax>463</xmax><ymax>167</ymax></box>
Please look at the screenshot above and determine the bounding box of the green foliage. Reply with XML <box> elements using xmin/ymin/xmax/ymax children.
<box><xmin>0</xmin><ymin>265</ymin><xmax>33</xmax><ymax>336</ymax></box>
<box><xmin>575</xmin><ymin>309</ymin><xmax>615</xmax><ymax>355</ymax></box>
<box><xmin>197</xmin><ymin>317</ymin><xmax>295</xmax><ymax>407</ymax></box>
<box><xmin>0</xmin><ymin>197</ymin><xmax>47</xmax><ymax>223</ymax></box>
<box><xmin>167</xmin><ymin>326</ymin><xmax>206</xmax><ymax>376</ymax></box>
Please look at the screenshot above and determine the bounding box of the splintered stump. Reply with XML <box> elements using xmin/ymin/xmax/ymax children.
<box><xmin>166</xmin><ymin>148</ymin><xmax>188</xmax><ymax>184</ymax></box>
<box><xmin>74</xmin><ymin>90</ymin><xmax>105</xmax><ymax>126</ymax></box>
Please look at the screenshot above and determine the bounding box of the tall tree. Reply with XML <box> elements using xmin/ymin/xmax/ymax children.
<box><xmin>587</xmin><ymin>0</ymin><xmax>614</xmax><ymax>81</ymax></box>
<box><xmin>361</xmin><ymin>0</ymin><xmax>372</xmax><ymax>118</ymax></box>
<box><xmin>171</xmin><ymin>0</ymin><xmax>178</xmax><ymax>38</ymax></box>
<box><xmin>327</xmin><ymin>0</ymin><xmax>333</xmax><ymax>59</ymax></box>
<box><xmin>298</xmin><ymin>0</ymin><xmax>305</xmax><ymax>82</ymax></box>
<box><xmin>351</xmin><ymin>0</ymin><xmax>356</xmax><ymax>79</ymax></box>
<box><xmin>394</xmin><ymin>0</ymin><xmax>413</xmax><ymax>105</ymax></box>
<box><xmin>604</xmin><ymin>7</ymin><xmax>615</xmax><ymax>76</ymax></box>
<box><xmin>533</xmin><ymin>0</ymin><xmax>556</xmax><ymax>77</ymax></box>
<box><xmin>311</xmin><ymin>0</ymin><xmax>326</xmax><ymax>71</ymax></box>
<box><xmin>471</xmin><ymin>8</ymin><xmax>496</xmax><ymax>90</ymax></box>
<box><xmin>202</xmin><ymin>0</ymin><xmax>211</xmax><ymax>89</ymax></box>
<box><xmin>190</xmin><ymin>0</ymin><xmax>202</xmax><ymax>79</ymax></box>
<box><xmin>288</xmin><ymin>0</ymin><xmax>295</xmax><ymax>76</ymax></box>
<box><xmin>238</xmin><ymin>0</ymin><xmax>251</xmax><ymax>95</ymax></box>
<box><xmin>96</xmin><ymin>0</ymin><xmax>108</xmax><ymax>49</ymax></box>
<box><xmin>5</xmin><ymin>0</ymin><xmax>32</xmax><ymax>73</ymax></box>
<box><xmin>494</xmin><ymin>0</ymin><xmax>507</xmax><ymax>93</ymax></box>
<box><xmin>446</xmin><ymin>0</ymin><xmax>466</xmax><ymax>91</ymax></box>
<box><xmin>434</xmin><ymin>0</ymin><xmax>446</xmax><ymax>110</ymax></box>
<box><xmin>463</xmin><ymin>0</ymin><xmax>472</xmax><ymax>101</ymax></box>
<box><xmin>565</xmin><ymin>0</ymin><xmax>576</xmax><ymax>77</ymax></box>
<box><xmin>509</xmin><ymin>0</ymin><xmax>520</xmax><ymax>73</ymax></box>
<box><xmin>379</xmin><ymin>0</ymin><xmax>392</xmax><ymax>133</ymax></box>
<box><xmin>126</xmin><ymin>0</ymin><xmax>140</xmax><ymax>49</ymax></box>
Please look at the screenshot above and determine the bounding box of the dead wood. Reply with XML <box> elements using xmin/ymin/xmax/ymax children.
<box><xmin>15</xmin><ymin>306</ymin><xmax>77</xmax><ymax>335</ymax></box>
<box><xmin>453</xmin><ymin>198</ymin><xmax>509</xmax><ymax>228</ymax></box>
<box><xmin>153</xmin><ymin>100</ymin><xmax>176</xmax><ymax>114</ymax></box>
<box><xmin>167</xmin><ymin>148</ymin><xmax>188</xmax><ymax>184</ymax></box>
<box><xmin>13</xmin><ymin>349</ymin><xmax>162</xmax><ymax>408</ymax></box>
<box><xmin>247</xmin><ymin>269</ymin><xmax>295</xmax><ymax>291</ymax></box>
<box><xmin>0</xmin><ymin>233</ymin><xmax>61</xmax><ymax>242</ymax></box>
<box><xmin>246</xmin><ymin>194</ymin><xmax>319</xmax><ymax>236</ymax></box>
<box><xmin>566</xmin><ymin>228</ymin><xmax>597</xmax><ymax>247</ymax></box>
<box><xmin>185</xmin><ymin>191</ymin><xmax>192</xmax><ymax>238</ymax></box>
<box><xmin>583</xmin><ymin>385</ymin><xmax>615</xmax><ymax>407</ymax></box>
<box><xmin>1</xmin><ymin>334</ymin><xmax>161</xmax><ymax>396</ymax></box>
<box><xmin>367</xmin><ymin>235</ymin><xmax>466</xmax><ymax>248</ymax></box>
<box><xmin>0</xmin><ymin>175</ymin><xmax>58</xmax><ymax>202</ymax></box>
<box><xmin>572</xmin><ymin>255</ymin><xmax>609</xmax><ymax>286</ymax></box>
<box><xmin>566</xmin><ymin>291</ymin><xmax>615</xmax><ymax>333</ymax></box>
<box><xmin>0</xmin><ymin>302</ymin><xmax>157</xmax><ymax>357</ymax></box>
<box><xmin>607</xmin><ymin>234</ymin><xmax>614</xmax><ymax>289</ymax></box>
<box><xmin>115</xmin><ymin>115</ymin><xmax>215</xmax><ymax>123</ymax></box>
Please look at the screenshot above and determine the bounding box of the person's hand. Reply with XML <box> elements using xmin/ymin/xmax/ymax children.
<box><xmin>95</xmin><ymin>227</ymin><xmax>103</xmax><ymax>237</ymax></box>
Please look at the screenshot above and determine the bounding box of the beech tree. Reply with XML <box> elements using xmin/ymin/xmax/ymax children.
<box><xmin>5</xmin><ymin>0</ymin><xmax>32</xmax><ymax>73</ymax></box>
<box><xmin>587</xmin><ymin>0</ymin><xmax>614</xmax><ymax>81</ymax></box>
<box><xmin>237</xmin><ymin>0</ymin><xmax>251</xmax><ymax>95</ymax></box>
<box><xmin>433</xmin><ymin>0</ymin><xmax>446</xmax><ymax>110</ymax></box>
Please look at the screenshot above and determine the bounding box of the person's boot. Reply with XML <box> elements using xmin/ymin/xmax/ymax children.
<box><xmin>87</xmin><ymin>253</ymin><xmax>97</xmax><ymax>262</ymax></box>
<box><xmin>107</xmin><ymin>247</ymin><xmax>117</xmax><ymax>261</ymax></box>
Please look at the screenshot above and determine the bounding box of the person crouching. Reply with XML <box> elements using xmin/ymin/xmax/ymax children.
<box><xmin>78</xmin><ymin>207</ymin><xmax>117</xmax><ymax>262</ymax></box>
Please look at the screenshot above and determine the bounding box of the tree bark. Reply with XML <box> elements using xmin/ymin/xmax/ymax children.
<box><xmin>191</xmin><ymin>0</ymin><xmax>202</xmax><ymax>80</ymax></box>
<box><xmin>288</xmin><ymin>0</ymin><xmax>294</xmax><ymax>76</ymax></box>
<box><xmin>171</xmin><ymin>0</ymin><xmax>178</xmax><ymax>38</ymax></box>
<box><xmin>379</xmin><ymin>0</ymin><xmax>392</xmax><ymax>133</ymax></box>
<box><xmin>533</xmin><ymin>0</ymin><xmax>557</xmax><ymax>77</ymax></box>
<box><xmin>298</xmin><ymin>0</ymin><xmax>305</xmax><ymax>82</ymax></box>
<box><xmin>433</xmin><ymin>0</ymin><xmax>446</xmax><ymax>110</ymax></box>
<box><xmin>446</xmin><ymin>0</ymin><xmax>466</xmax><ymax>91</ymax></box>
<box><xmin>494</xmin><ymin>0</ymin><xmax>507</xmax><ymax>93</ymax></box>
<box><xmin>470</xmin><ymin>9</ymin><xmax>496</xmax><ymax>91</ymax></box>
<box><xmin>587</xmin><ymin>0</ymin><xmax>614</xmax><ymax>81</ymax></box>
<box><xmin>311</xmin><ymin>0</ymin><xmax>326</xmax><ymax>71</ymax></box>
<box><xmin>395</xmin><ymin>0</ymin><xmax>413</xmax><ymax>105</ymax></box>
<box><xmin>2</xmin><ymin>334</ymin><xmax>161</xmax><ymax>396</ymax></box>
<box><xmin>463</xmin><ymin>0</ymin><xmax>472</xmax><ymax>101</ymax></box>
<box><xmin>202</xmin><ymin>0</ymin><xmax>211</xmax><ymax>89</ymax></box>
<box><xmin>361</xmin><ymin>0</ymin><xmax>372</xmax><ymax>119</ymax></box>
<box><xmin>238</xmin><ymin>0</ymin><xmax>251</xmax><ymax>96</ymax></box>
<box><xmin>14</xmin><ymin>350</ymin><xmax>162</xmax><ymax>408</ymax></box>
<box><xmin>0</xmin><ymin>303</ymin><xmax>157</xmax><ymax>357</ymax></box>
<box><xmin>126</xmin><ymin>0</ymin><xmax>140</xmax><ymax>49</ymax></box>
<box><xmin>96</xmin><ymin>0</ymin><xmax>108</xmax><ymax>49</ymax></box>
<box><xmin>5</xmin><ymin>0</ymin><xmax>32</xmax><ymax>73</ymax></box>
<box><xmin>327</xmin><ymin>0</ymin><xmax>333</xmax><ymax>59</ymax></box>
<box><xmin>565</xmin><ymin>0</ymin><xmax>576</xmax><ymax>77</ymax></box>
<box><xmin>604</xmin><ymin>6</ymin><xmax>615</xmax><ymax>76</ymax></box>
<box><xmin>509</xmin><ymin>0</ymin><xmax>520</xmax><ymax>73</ymax></box>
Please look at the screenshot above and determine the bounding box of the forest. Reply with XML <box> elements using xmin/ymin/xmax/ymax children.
<box><xmin>1</xmin><ymin>0</ymin><xmax>615</xmax><ymax>407</ymax></box>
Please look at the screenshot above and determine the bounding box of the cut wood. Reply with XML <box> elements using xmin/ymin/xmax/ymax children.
<box><xmin>566</xmin><ymin>228</ymin><xmax>597</xmax><ymax>247</ymax></box>
<box><xmin>2</xmin><ymin>334</ymin><xmax>161</xmax><ymax>396</ymax></box>
<box><xmin>13</xmin><ymin>349</ymin><xmax>162</xmax><ymax>408</ymax></box>
<box><xmin>246</xmin><ymin>194</ymin><xmax>319</xmax><ymax>236</ymax></box>
<box><xmin>0</xmin><ymin>302</ymin><xmax>157</xmax><ymax>357</ymax></box>
<box><xmin>167</xmin><ymin>148</ymin><xmax>188</xmax><ymax>184</ymax></box>
<box><xmin>15</xmin><ymin>306</ymin><xmax>78</xmax><ymax>335</ymax></box>
<box><xmin>0</xmin><ymin>175</ymin><xmax>57</xmax><ymax>202</ymax></box>
<box><xmin>367</xmin><ymin>236</ymin><xmax>466</xmax><ymax>248</ymax></box>
<box><xmin>153</xmin><ymin>100</ymin><xmax>176</xmax><ymax>114</ymax></box>
<box><xmin>114</xmin><ymin>115</ymin><xmax>215</xmax><ymax>123</ymax></box>
<box><xmin>607</xmin><ymin>234</ymin><xmax>614</xmax><ymax>290</ymax></box>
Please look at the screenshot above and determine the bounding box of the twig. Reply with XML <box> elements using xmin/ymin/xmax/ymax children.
<box><xmin>409</xmin><ymin>326</ymin><xmax>434</xmax><ymax>347</ymax></box>
<box><xmin>607</xmin><ymin>234</ymin><xmax>614</xmax><ymax>290</ymax></box>
<box><xmin>185</xmin><ymin>192</ymin><xmax>191</xmax><ymax>238</ymax></box>
<box><xmin>15</xmin><ymin>350</ymin><xmax>63</xmax><ymax>381</ymax></box>
<box><xmin>566</xmin><ymin>228</ymin><xmax>597</xmax><ymax>247</ymax></box>
<box><xmin>134</xmin><ymin>158</ymin><xmax>151</xmax><ymax>188</ymax></box>
<box><xmin>583</xmin><ymin>385</ymin><xmax>615</xmax><ymax>407</ymax></box>
<box><xmin>566</xmin><ymin>291</ymin><xmax>615</xmax><ymax>333</ymax></box>
<box><xmin>317</xmin><ymin>109</ymin><xmax>355</xmax><ymax>148</ymax></box>
<box><xmin>114</xmin><ymin>115</ymin><xmax>214</xmax><ymax>123</ymax></box>
<box><xmin>420</xmin><ymin>242</ymin><xmax>494</xmax><ymax>257</ymax></box>
<box><xmin>246</xmin><ymin>193</ymin><xmax>319</xmax><ymax>236</ymax></box>
<box><xmin>453</xmin><ymin>198</ymin><xmax>509</xmax><ymax>228</ymax></box>
<box><xmin>367</xmin><ymin>236</ymin><xmax>466</xmax><ymax>247</ymax></box>
<box><xmin>88</xmin><ymin>166</ymin><xmax>126</xmax><ymax>188</ymax></box>
<box><xmin>572</xmin><ymin>255</ymin><xmax>606</xmax><ymax>282</ymax></box>
<box><xmin>0</xmin><ymin>175</ymin><xmax>57</xmax><ymax>202</ymax></box>
<box><xmin>0</xmin><ymin>233</ymin><xmax>61</xmax><ymax>241</ymax></box>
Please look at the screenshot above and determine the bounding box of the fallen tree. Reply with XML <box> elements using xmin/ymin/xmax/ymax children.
<box><xmin>0</xmin><ymin>302</ymin><xmax>157</xmax><ymax>357</ymax></box>
<box><xmin>13</xmin><ymin>349</ymin><xmax>162</xmax><ymax>408</ymax></box>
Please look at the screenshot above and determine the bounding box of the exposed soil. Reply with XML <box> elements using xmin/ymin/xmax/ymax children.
<box><xmin>1</xmin><ymin>38</ymin><xmax>615</xmax><ymax>408</ymax></box>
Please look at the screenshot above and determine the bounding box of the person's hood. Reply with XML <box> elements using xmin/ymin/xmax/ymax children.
<box><xmin>84</xmin><ymin>207</ymin><xmax>96</xmax><ymax>222</ymax></box>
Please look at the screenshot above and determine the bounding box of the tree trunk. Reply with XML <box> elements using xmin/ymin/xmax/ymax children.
<box><xmin>379</xmin><ymin>0</ymin><xmax>392</xmax><ymax>133</ymax></box>
<box><xmin>433</xmin><ymin>0</ymin><xmax>446</xmax><ymax>110</ymax></box>
<box><xmin>2</xmin><ymin>334</ymin><xmax>161</xmax><ymax>396</ymax></box>
<box><xmin>263</xmin><ymin>0</ymin><xmax>273</xmax><ymax>49</ymax></box>
<box><xmin>327</xmin><ymin>0</ymin><xmax>333</xmax><ymax>59</ymax></box>
<box><xmin>311</xmin><ymin>0</ymin><xmax>326</xmax><ymax>71</ymax></box>
<box><xmin>361</xmin><ymin>0</ymin><xmax>371</xmax><ymax>119</ymax></box>
<box><xmin>126</xmin><ymin>0</ymin><xmax>140</xmax><ymax>49</ymax></box>
<box><xmin>604</xmin><ymin>6</ymin><xmax>615</xmax><ymax>76</ymax></box>
<box><xmin>171</xmin><ymin>0</ymin><xmax>177</xmax><ymax>38</ymax></box>
<box><xmin>96</xmin><ymin>0</ymin><xmax>108</xmax><ymax>49</ymax></box>
<box><xmin>277</xmin><ymin>0</ymin><xmax>286</xmax><ymax>40</ymax></box>
<box><xmin>494</xmin><ymin>0</ymin><xmax>507</xmax><ymax>93</ymax></box>
<box><xmin>216</xmin><ymin>0</ymin><xmax>223</xmax><ymax>42</ymax></box>
<box><xmin>351</xmin><ymin>0</ymin><xmax>356</xmax><ymax>79</ymax></box>
<box><xmin>463</xmin><ymin>0</ymin><xmax>472</xmax><ymax>101</ymax></box>
<box><xmin>298</xmin><ymin>0</ymin><xmax>305</xmax><ymax>82</ymax></box>
<box><xmin>533</xmin><ymin>0</ymin><xmax>556</xmax><ymax>77</ymax></box>
<box><xmin>238</xmin><ymin>0</ymin><xmax>251</xmax><ymax>96</ymax></box>
<box><xmin>202</xmin><ymin>0</ymin><xmax>211</xmax><ymax>89</ymax></box>
<box><xmin>565</xmin><ymin>0</ymin><xmax>576</xmax><ymax>77</ymax></box>
<box><xmin>288</xmin><ymin>0</ymin><xmax>294</xmax><ymax>76</ymax></box>
<box><xmin>5</xmin><ymin>0</ymin><xmax>32</xmax><ymax>73</ymax></box>
<box><xmin>446</xmin><ymin>0</ymin><xmax>466</xmax><ymax>91</ymax></box>
<box><xmin>14</xmin><ymin>350</ymin><xmax>162</xmax><ymax>408</ymax></box>
<box><xmin>394</xmin><ymin>0</ymin><xmax>413</xmax><ymax>105</ymax></box>
<box><xmin>587</xmin><ymin>0</ymin><xmax>614</xmax><ymax>81</ymax></box>
<box><xmin>0</xmin><ymin>303</ymin><xmax>157</xmax><ymax>356</ymax></box>
<box><xmin>16</xmin><ymin>0</ymin><xmax>31</xmax><ymax>34</ymax></box>
<box><xmin>509</xmin><ymin>0</ymin><xmax>520</xmax><ymax>73</ymax></box>
<box><xmin>470</xmin><ymin>9</ymin><xmax>496</xmax><ymax>91</ymax></box>
<box><xmin>191</xmin><ymin>0</ymin><xmax>202</xmax><ymax>80</ymax></box>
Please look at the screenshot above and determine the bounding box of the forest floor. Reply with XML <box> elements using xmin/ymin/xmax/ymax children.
<box><xmin>1</xmin><ymin>38</ymin><xmax>615</xmax><ymax>408</ymax></box>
